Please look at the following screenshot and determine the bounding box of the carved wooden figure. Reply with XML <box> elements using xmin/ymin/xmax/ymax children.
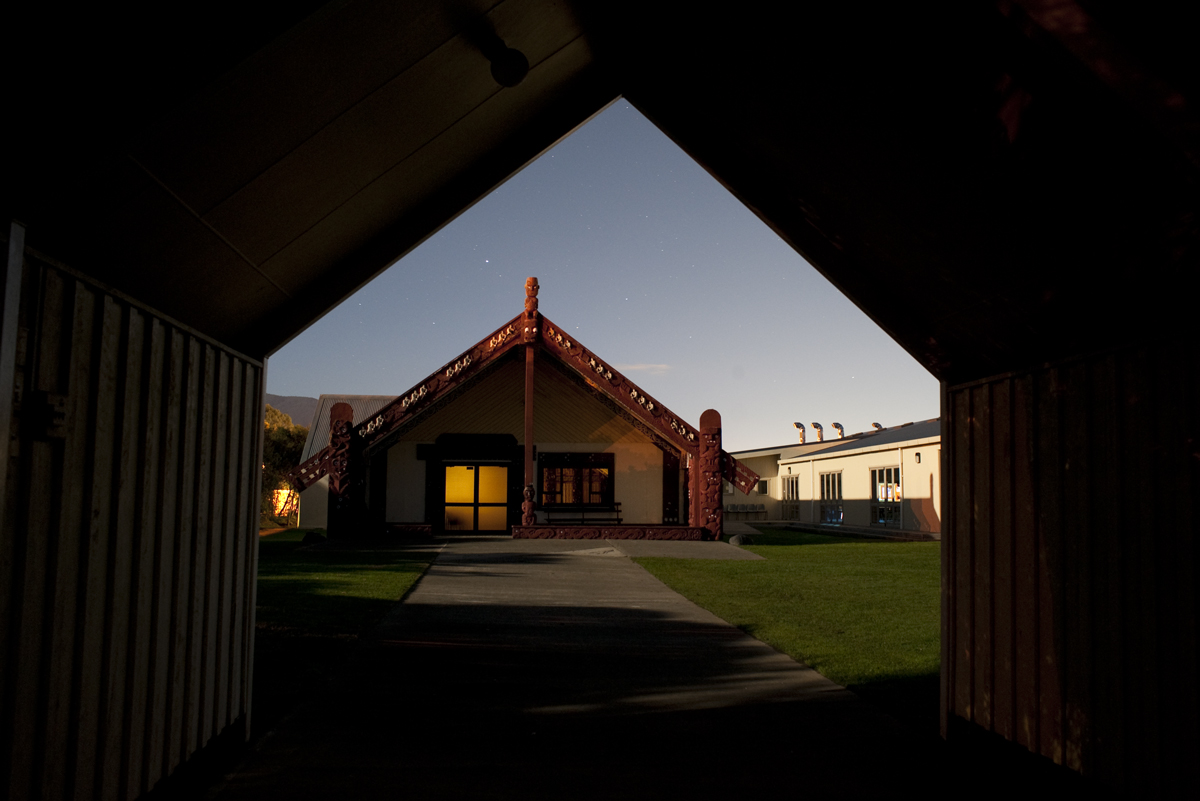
<box><xmin>521</xmin><ymin>484</ymin><xmax>536</xmax><ymax>526</ymax></box>
<box><xmin>524</xmin><ymin>276</ymin><xmax>539</xmax><ymax>517</ymax></box>
<box><xmin>698</xmin><ymin>408</ymin><xmax>723</xmax><ymax>541</ymax></box>
<box><xmin>326</xmin><ymin>402</ymin><xmax>355</xmax><ymax>539</ymax></box>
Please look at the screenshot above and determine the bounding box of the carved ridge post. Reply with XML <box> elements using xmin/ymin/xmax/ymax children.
<box><xmin>326</xmin><ymin>402</ymin><xmax>355</xmax><ymax>540</ymax></box>
<box><xmin>698</xmin><ymin>409</ymin><xmax>723</xmax><ymax>541</ymax></box>
<box><xmin>522</xmin><ymin>277</ymin><xmax>539</xmax><ymax>526</ymax></box>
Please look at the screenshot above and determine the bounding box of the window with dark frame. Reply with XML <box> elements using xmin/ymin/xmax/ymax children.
<box><xmin>782</xmin><ymin>474</ymin><xmax>801</xmax><ymax>520</ymax></box>
<box><xmin>819</xmin><ymin>471</ymin><xmax>843</xmax><ymax>524</ymax></box>
<box><xmin>540</xmin><ymin>452</ymin><xmax>615</xmax><ymax>507</ymax></box>
<box><xmin>871</xmin><ymin>466</ymin><xmax>901</xmax><ymax>527</ymax></box>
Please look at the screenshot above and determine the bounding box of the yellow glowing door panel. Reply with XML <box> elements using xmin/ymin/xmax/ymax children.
<box><xmin>444</xmin><ymin>465</ymin><xmax>509</xmax><ymax>531</ymax></box>
<box><xmin>477</xmin><ymin>505</ymin><xmax>508</xmax><ymax>531</ymax></box>
<box><xmin>445</xmin><ymin>466</ymin><xmax>476</xmax><ymax>504</ymax></box>
<box><xmin>477</xmin><ymin>466</ymin><xmax>507</xmax><ymax>504</ymax></box>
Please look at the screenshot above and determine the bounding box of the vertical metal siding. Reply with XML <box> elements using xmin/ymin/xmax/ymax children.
<box><xmin>0</xmin><ymin>250</ymin><xmax>263</xmax><ymax>801</ymax></box>
<box><xmin>944</xmin><ymin>348</ymin><xmax>1199</xmax><ymax>794</ymax></box>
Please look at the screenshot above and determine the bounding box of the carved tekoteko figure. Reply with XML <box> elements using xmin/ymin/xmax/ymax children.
<box><xmin>524</xmin><ymin>275</ymin><xmax>539</xmax><ymax>314</ymax></box>
<box><xmin>523</xmin><ymin>275</ymin><xmax>540</xmax><ymax>342</ymax></box>
<box><xmin>521</xmin><ymin>483</ymin><xmax>536</xmax><ymax>526</ymax></box>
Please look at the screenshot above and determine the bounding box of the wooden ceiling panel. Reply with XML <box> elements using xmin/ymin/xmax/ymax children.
<box><xmin>65</xmin><ymin>163</ymin><xmax>288</xmax><ymax>340</ymax></box>
<box><xmin>9</xmin><ymin>1</ymin><xmax>1198</xmax><ymax>376</ymax></box>
<box><xmin>201</xmin><ymin>35</ymin><xmax>497</xmax><ymax>265</ymax></box>
<box><xmin>257</xmin><ymin>36</ymin><xmax>599</xmax><ymax>296</ymax></box>
<box><xmin>129</xmin><ymin>0</ymin><xmax>494</xmax><ymax>216</ymax></box>
<box><xmin>201</xmin><ymin>0</ymin><xmax>586</xmax><ymax>267</ymax></box>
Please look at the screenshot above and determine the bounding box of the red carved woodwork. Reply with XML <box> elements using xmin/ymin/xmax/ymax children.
<box><xmin>511</xmin><ymin>526</ymin><xmax>707</xmax><ymax>540</ymax></box>
<box><xmin>524</xmin><ymin>277</ymin><xmax>538</xmax><ymax>517</ymax></box>
<box><xmin>285</xmin><ymin>402</ymin><xmax>356</xmax><ymax>493</ymax></box>
<box><xmin>698</xmin><ymin>409</ymin><xmax>723</xmax><ymax>541</ymax></box>
<box><xmin>523</xmin><ymin>275</ymin><xmax>539</xmax><ymax>334</ymax></box>
<box><xmin>327</xmin><ymin>403</ymin><xmax>353</xmax><ymax>493</ymax></box>
<box><xmin>282</xmin><ymin>280</ymin><xmax>762</xmax><ymax>541</ymax></box>
<box><xmin>287</xmin><ymin>446</ymin><xmax>332</xmax><ymax>491</ymax></box>
<box><xmin>724</xmin><ymin>454</ymin><xmax>760</xmax><ymax>494</ymax></box>
<box><xmin>353</xmin><ymin>313</ymin><xmax>527</xmax><ymax>458</ymax></box>
<box><xmin>326</xmin><ymin>402</ymin><xmax>356</xmax><ymax>538</ymax></box>
<box><xmin>539</xmin><ymin>318</ymin><xmax>699</xmax><ymax>454</ymax></box>
<box><xmin>521</xmin><ymin>484</ymin><xmax>536</xmax><ymax>526</ymax></box>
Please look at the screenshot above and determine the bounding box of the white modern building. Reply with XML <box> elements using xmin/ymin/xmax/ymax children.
<box><xmin>728</xmin><ymin>419</ymin><xmax>940</xmax><ymax>538</ymax></box>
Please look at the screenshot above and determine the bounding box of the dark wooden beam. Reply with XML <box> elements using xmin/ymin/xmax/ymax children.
<box><xmin>0</xmin><ymin>222</ymin><xmax>25</xmax><ymax>536</ymax></box>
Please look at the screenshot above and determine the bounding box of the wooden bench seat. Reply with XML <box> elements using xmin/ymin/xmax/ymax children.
<box><xmin>543</xmin><ymin>503</ymin><xmax>622</xmax><ymax>525</ymax></box>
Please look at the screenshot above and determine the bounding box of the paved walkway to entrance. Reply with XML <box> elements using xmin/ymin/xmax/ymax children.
<box><xmin>213</xmin><ymin>536</ymin><xmax>946</xmax><ymax>799</ymax></box>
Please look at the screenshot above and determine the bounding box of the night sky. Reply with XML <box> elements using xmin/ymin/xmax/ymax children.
<box><xmin>266</xmin><ymin>100</ymin><xmax>938</xmax><ymax>451</ymax></box>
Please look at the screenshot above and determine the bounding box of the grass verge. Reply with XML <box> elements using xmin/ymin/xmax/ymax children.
<box><xmin>252</xmin><ymin>528</ymin><xmax>438</xmax><ymax>737</ymax></box>
<box><xmin>634</xmin><ymin>527</ymin><xmax>940</xmax><ymax>735</ymax></box>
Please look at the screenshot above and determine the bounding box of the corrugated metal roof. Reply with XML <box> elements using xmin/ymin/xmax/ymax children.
<box><xmin>730</xmin><ymin>419</ymin><xmax>941</xmax><ymax>462</ymax></box>
<box><xmin>778</xmin><ymin>418</ymin><xmax>940</xmax><ymax>462</ymax></box>
<box><xmin>730</xmin><ymin>437</ymin><xmax>869</xmax><ymax>461</ymax></box>
<box><xmin>300</xmin><ymin>395</ymin><xmax>398</xmax><ymax>461</ymax></box>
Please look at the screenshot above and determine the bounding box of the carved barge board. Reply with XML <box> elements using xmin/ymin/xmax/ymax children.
<box><xmin>355</xmin><ymin>313</ymin><xmax>527</xmax><ymax>452</ymax></box>
<box><xmin>539</xmin><ymin>316</ymin><xmax>700</xmax><ymax>454</ymax></box>
<box><xmin>284</xmin><ymin>298</ymin><xmax>761</xmax><ymax>508</ymax></box>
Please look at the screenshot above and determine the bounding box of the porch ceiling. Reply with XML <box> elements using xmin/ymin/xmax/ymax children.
<box><xmin>7</xmin><ymin>2</ymin><xmax>1199</xmax><ymax>383</ymax></box>
<box><xmin>9</xmin><ymin>0</ymin><xmax>614</xmax><ymax>356</ymax></box>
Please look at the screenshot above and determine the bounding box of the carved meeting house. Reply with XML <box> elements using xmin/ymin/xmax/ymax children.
<box><xmin>288</xmin><ymin>279</ymin><xmax>758</xmax><ymax>541</ymax></box>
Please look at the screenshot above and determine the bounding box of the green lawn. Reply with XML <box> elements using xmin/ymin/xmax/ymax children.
<box><xmin>252</xmin><ymin>529</ymin><xmax>437</xmax><ymax>736</ymax></box>
<box><xmin>635</xmin><ymin>527</ymin><xmax>941</xmax><ymax>734</ymax></box>
<box><xmin>256</xmin><ymin>528</ymin><xmax>437</xmax><ymax>635</ymax></box>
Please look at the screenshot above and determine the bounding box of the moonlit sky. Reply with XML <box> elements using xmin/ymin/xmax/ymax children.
<box><xmin>266</xmin><ymin>100</ymin><xmax>938</xmax><ymax>451</ymax></box>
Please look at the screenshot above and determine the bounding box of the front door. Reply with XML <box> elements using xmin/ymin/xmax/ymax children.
<box><xmin>444</xmin><ymin>464</ymin><xmax>509</xmax><ymax>532</ymax></box>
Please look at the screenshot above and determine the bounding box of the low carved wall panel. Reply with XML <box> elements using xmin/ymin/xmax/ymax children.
<box><xmin>512</xmin><ymin>526</ymin><xmax>709</xmax><ymax>540</ymax></box>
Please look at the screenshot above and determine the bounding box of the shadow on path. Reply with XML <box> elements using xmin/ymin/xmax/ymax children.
<box><xmin>211</xmin><ymin>537</ymin><xmax>1014</xmax><ymax>799</ymax></box>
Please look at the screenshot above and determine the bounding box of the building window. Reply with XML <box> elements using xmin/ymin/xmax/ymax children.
<box><xmin>782</xmin><ymin>474</ymin><xmax>802</xmax><ymax>520</ymax></box>
<box><xmin>820</xmin><ymin>471</ymin><xmax>843</xmax><ymax>524</ymax></box>
<box><xmin>757</xmin><ymin>479</ymin><xmax>769</xmax><ymax>495</ymax></box>
<box><xmin>871</xmin><ymin>466</ymin><xmax>901</xmax><ymax>527</ymax></box>
<box><xmin>540</xmin><ymin>452</ymin><xmax>614</xmax><ymax>507</ymax></box>
<box><xmin>723</xmin><ymin>480</ymin><xmax>734</xmax><ymax>495</ymax></box>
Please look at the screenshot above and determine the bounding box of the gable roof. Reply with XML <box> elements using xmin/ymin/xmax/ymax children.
<box><xmin>291</xmin><ymin>285</ymin><xmax>758</xmax><ymax>493</ymax></box>
<box><xmin>351</xmin><ymin>309</ymin><xmax>703</xmax><ymax>458</ymax></box>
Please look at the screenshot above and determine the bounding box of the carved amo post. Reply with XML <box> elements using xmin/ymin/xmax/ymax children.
<box><xmin>326</xmin><ymin>402</ymin><xmax>355</xmax><ymax>539</ymax></box>
<box><xmin>522</xmin><ymin>276</ymin><xmax>539</xmax><ymax>526</ymax></box>
<box><xmin>698</xmin><ymin>408</ymin><xmax>723</xmax><ymax>541</ymax></box>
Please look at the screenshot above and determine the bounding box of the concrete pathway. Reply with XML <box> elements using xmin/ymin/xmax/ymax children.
<box><xmin>213</xmin><ymin>536</ymin><xmax>947</xmax><ymax>799</ymax></box>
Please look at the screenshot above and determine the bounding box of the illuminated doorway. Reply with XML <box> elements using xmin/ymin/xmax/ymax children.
<box><xmin>444</xmin><ymin>464</ymin><xmax>510</xmax><ymax>532</ymax></box>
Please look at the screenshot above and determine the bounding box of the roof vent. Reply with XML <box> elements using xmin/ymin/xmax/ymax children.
<box><xmin>810</xmin><ymin>422</ymin><xmax>824</xmax><ymax>442</ymax></box>
<box><xmin>793</xmin><ymin>422</ymin><xmax>806</xmax><ymax>444</ymax></box>
<box><xmin>832</xmin><ymin>422</ymin><xmax>844</xmax><ymax>439</ymax></box>
<box><xmin>871</xmin><ymin>422</ymin><xmax>884</xmax><ymax>432</ymax></box>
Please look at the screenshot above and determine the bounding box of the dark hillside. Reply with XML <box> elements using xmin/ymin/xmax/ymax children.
<box><xmin>265</xmin><ymin>394</ymin><xmax>319</xmax><ymax>428</ymax></box>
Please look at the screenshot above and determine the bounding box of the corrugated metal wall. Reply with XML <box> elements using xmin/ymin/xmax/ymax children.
<box><xmin>942</xmin><ymin>346</ymin><xmax>1199</xmax><ymax>794</ymax></box>
<box><xmin>0</xmin><ymin>246</ymin><xmax>264</xmax><ymax>800</ymax></box>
